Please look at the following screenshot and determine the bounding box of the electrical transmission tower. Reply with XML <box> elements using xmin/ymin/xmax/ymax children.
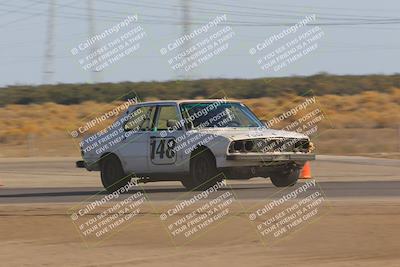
<box><xmin>42</xmin><ymin>0</ymin><xmax>56</xmax><ymax>84</ymax></box>
<box><xmin>179</xmin><ymin>0</ymin><xmax>191</xmax><ymax>80</ymax></box>
<box><xmin>87</xmin><ymin>0</ymin><xmax>100</xmax><ymax>83</ymax></box>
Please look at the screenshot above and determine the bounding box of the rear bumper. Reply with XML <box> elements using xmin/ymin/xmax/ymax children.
<box><xmin>226</xmin><ymin>153</ymin><xmax>316</xmax><ymax>162</ymax></box>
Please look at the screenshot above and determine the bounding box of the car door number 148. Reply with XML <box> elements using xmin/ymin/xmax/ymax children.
<box><xmin>150</xmin><ymin>137</ymin><xmax>176</xmax><ymax>164</ymax></box>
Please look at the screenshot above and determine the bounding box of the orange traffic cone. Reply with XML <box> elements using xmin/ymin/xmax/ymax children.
<box><xmin>299</xmin><ymin>161</ymin><xmax>312</xmax><ymax>179</ymax></box>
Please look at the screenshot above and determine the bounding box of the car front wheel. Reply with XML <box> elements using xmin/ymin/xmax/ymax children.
<box><xmin>269</xmin><ymin>168</ymin><xmax>300</xmax><ymax>187</ymax></box>
<box><xmin>181</xmin><ymin>149</ymin><xmax>222</xmax><ymax>191</ymax></box>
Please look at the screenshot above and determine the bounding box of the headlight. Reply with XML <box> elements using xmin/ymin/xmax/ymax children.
<box><xmin>230</xmin><ymin>140</ymin><xmax>255</xmax><ymax>152</ymax></box>
<box><xmin>244</xmin><ymin>140</ymin><xmax>254</xmax><ymax>152</ymax></box>
<box><xmin>233</xmin><ymin>141</ymin><xmax>243</xmax><ymax>151</ymax></box>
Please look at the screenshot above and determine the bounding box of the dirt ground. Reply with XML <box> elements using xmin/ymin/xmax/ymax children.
<box><xmin>1</xmin><ymin>156</ymin><xmax>400</xmax><ymax>266</ymax></box>
<box><xmin>0</xmin><ymin>200</ymin><xmax>399</xmax><ymax>267</ymax></box>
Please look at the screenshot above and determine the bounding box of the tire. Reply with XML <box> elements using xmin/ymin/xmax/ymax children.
<box><xmin>270</xmin><ymin>168</ymin><xmax>300</xmax><ymax>187</ymax></box>
<box><xmin>180</xmin><ymin>176</ymin><xmax>196</xmax><ymax>190</ymax></box>
<box><xmin>101</xmin><ymin>154</ymin><xmax>130</xmax><ymax>193</ymax></box>
<box><xmin>181</xmin><ymin>149</ymin><xmax>222</xmax><ymax>191</ymax></box>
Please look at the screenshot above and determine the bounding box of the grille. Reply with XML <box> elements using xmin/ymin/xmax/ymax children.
<box><xmin>230</xmin><ymin>138</ymin><xmax>310</xmax><ymax>153</ymax></box>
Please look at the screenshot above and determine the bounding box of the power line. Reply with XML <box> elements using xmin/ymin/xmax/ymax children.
<box><xmin>3</xmin><ymin>1</ymin><xmax>400</xmax><ymax>29</ymax></box>
<box><xmin>0</xmin><ymin>1</ymin><xmax>44</xmax><ymax>16</ymax></box>
<box><xmin>191</xmin><ymin>0</ymin><xmax>400</xmax><ymax>20</ymax></box>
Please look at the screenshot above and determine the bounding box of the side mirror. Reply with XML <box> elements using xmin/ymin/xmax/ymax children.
<box><xmin>167</xmin><ymin>119</ymin><xmax>179</xmax><ymax>129</ymax></box>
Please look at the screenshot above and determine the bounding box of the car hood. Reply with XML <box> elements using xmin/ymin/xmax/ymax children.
<box><xmin>193</xmin><ymin>127</ymin><xmax>309</xmax><ymax>140</ymax></box>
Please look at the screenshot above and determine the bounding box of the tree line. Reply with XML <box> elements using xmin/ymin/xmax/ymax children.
<box><xmin>1</xmin><ymin>73</ymin><xmax>399</xmax><ymax>106</ymax></box>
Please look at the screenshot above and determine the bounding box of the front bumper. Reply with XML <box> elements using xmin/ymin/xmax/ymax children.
<box><xmin>76</xmin><ymin>160</ymin><xmax>86</xmax><ymax>168</ymax></box>
<box><xmin>226</xmin><ymin>153</ymin><xmax>315</xmax><ymax>162</ymax></box>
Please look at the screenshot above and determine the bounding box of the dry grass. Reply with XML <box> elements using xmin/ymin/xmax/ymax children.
<box><xmin>242</xmin><ymin>89</ymin><xmax>400</xmax><ymax>129</ymax></box>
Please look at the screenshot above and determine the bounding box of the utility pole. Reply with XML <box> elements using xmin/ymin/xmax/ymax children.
<box><xmin>42</xmin><ymin>0</ymin><xmax>56</xmax><ymax>84</ymax></box>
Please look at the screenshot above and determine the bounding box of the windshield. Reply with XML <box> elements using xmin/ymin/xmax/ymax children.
<box><xmin>179</xmin><ymin>102</ymin><xmax>263</xmax><ymax>129</ymax></box>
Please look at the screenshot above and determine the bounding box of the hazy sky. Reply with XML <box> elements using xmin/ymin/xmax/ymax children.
<box><xmin>0</xmin><ymin>0</ymin><xmax>399</xmax><ymax>86</ymax></box>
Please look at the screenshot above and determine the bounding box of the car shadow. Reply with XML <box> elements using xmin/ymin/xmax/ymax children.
<box><xmin>0</xmin><ymin>184</ymin><xmax>274</xmax><ymax>199</ymax></box>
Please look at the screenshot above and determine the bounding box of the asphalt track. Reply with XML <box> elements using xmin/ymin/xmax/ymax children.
<box><xmin>1</xmin><ymin>180</ymin><xmax>400</xmax><ymax>204</ymax></box>
<box><xmin>0</xmin><ymin>155</ymin><xmax>399</xmax><ymax>204</ymax></box>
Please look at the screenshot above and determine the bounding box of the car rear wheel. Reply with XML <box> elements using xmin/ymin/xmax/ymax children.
<box><xmin>180</xmin><ymin>176</ymin><xmax>196</xmax><ymax>190</ymax></box>
<box><xmin>181</xmin><ymin>149</ymin><xmax>222</xmax><ymax>191</ymax></box>
<box><xmin>269</xmin><ymin>168</ymin><xmax>300</xmax><ymax>187</ymax></box>
<box><xmin>101</xmin><ymin>154</ymin><xmax>130</xmax><ymax>193</ymax></box>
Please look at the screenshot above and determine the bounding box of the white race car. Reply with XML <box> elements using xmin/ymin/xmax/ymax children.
<box><xmin>76</xmin><ymin>99</ymin><xmax>315</xmax><ymax>192</ymax></box>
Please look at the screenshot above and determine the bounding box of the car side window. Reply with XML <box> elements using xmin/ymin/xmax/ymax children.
<box><xmin>154</xmin><ymin>105</ymin><xmax>179</xmax><ymax>131</ymax></box>
<box><xmin>124</xmin><ymin>106</ymin><xmax>156</xmax><ymax>131</ymax></box>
